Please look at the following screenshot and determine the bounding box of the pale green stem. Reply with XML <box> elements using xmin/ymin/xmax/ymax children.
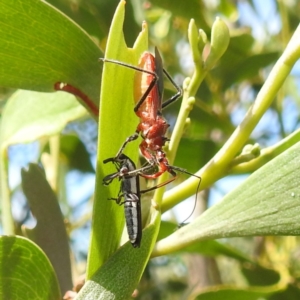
<box><xmin>168</xmin><ymin>19</ymin><xmax>208</xmax><ymax>163</ymax></box>
<box><xmin>168</xmin><ymin>72</ymin><xmax>207</xmax><ymax>163</ymax></box>
<box><xmin>162</xmin><ymin>23</ymin><xmax>300</xmax><ymax>213</ymax></box>
<box><xmin>231</xmin><ymin>128</ymin><xmax>300</xmax><ymax>174</ymax></box>
<box><xmin>156</xmin><ymin>21</ymin><xmax>208</xmax><ymax>205</ymax></box>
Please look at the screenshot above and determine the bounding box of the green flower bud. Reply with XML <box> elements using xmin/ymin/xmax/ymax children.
<box><xmin>205</xmin><ymin>17</ymin><xmax>230</xmax><ymax>70</ymax></box>
<box><xmin>188</xmin><ymin>19</ymin><xmax>205</xmax><ymax>66</ymax></box>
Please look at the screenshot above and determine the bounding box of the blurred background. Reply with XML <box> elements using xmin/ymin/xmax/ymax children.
<box><xmin>2</xmin><ymin>0</ymin><xmax>300</xmax><ymax>299</ymax></box>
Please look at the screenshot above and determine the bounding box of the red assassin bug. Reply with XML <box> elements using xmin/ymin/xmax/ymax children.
<box><xmin>102</xmin><ymin>48</ymin><xmax>201</xmax><ymax>237</ymax></box>
<box><xmin>101</xmin><ymin>47</ymin><xmax>182</xmax><ymax>179</ymax></box>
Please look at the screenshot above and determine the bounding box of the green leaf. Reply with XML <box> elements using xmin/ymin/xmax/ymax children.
<box><xmin>154</xmin><ymin>141</ymin><xmax>300</xmax><ymax>255</ymax></box>
<box><xmin>77</xmin><ymin>213</ymin><xmax>160</xmax><ymax>300</ymax></box>
<box><xmin>0</xmin><ymin>89</ymin><xmax>86</xmax><ymax>235</ymax></box>
<box><xmin>241</xmin><ymin>263</ymin><xmax>280</xmax><ymax>286</ymax></box>
<box><xmin>59</xmin><ymin>134</ymin><xmax>95</xmax><ymax>173</ymax></box>
<box><xmin>46</xmin><ymin>0</ymin><xmax>141</xmax><ymax>46</ymax></box>
<box><xmin>86</xmin><ymin>0</ymin><xmax>150</xmax><ymax>278</ymax></box>
<box><xmin>158</xmin><ymin>221</ymin><xmax>256</xmax><ymax>262</ymax></box>
<box><xmin>269</xmin><ymin>284</ymin><xmax>300</xmax><ymax>300</ymax></box>
<box><xmin>158</xmin><ymin>221</ymin><xmax>250</xmax><ymax>260</ymax></box>
<box><xmin>0</xmin><ymin>0</ymin><xmax>102</xmax><ymax>114</ymax></box>
<box><xmin>158</xmin><ymin>221</ymin><xmax>280</xmax><ymax>286</ymax></box>
<box><xmin>0</xmin><ymin>90</ymin><xmax>87</xmax><ymax>149</ymax></box>
<box><xmin>192</xmin><ymin>286</ymin><xmax>279</xmax><ymax>300</ymax></box>
<box><xmin>0</xmin><ymin>236</ymin><xmax>61</xmax><ymax>300</ymax></box>
<box><xmin>212</xmin><ymin>31</ymin><xmax>279</xmax><ymax>88</ymax></box>
<box><xmin>150</xmin><ymin>0</ymin><xmax>210</xmax><ymax>33</ymax></box>
<box><xmin>21</xmin><ymin>163</ymin><xmax>72</xmax><ymax>294</ymax></box>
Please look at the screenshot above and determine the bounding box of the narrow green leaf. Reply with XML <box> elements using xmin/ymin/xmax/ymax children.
<box><xmin>21</xmin><ymin>163</ymin><xmax>72</xmax><ymax>294</ymax></box>
<box><xmin>77</xmin><ymin>212</ymin><xmax>160</xmax><ymax>300</ymax></box>
<box><xmin>154</xmin><ymin>141</ymin><xmax>300</xmax><ymax>255</ymax></box>
<box><xmin>158</xmin><ymin>223</ymin><xmax>280</xmax><ymax>287</ymax></box>
<box><xmin>59</xmin><ymin>135</ymin><xmax>95</xmax><ymax>173</ymax></box>
<box><xmin>0</xmin><ymin>236</ymin><xmax>61</xmax><ymax>300</ymax></box>
<box><xmin>86</xmin><ymin>0</ymin><xmax>149</xmax><ymax>277</ymax></box>
<box><xmin>0</xmin><ymin>0</ymin><xmax>102</xmax><ymax>113</ymax></box>
<box><xmin>192</xmin><ymin>286</ymin><xmax>280</xmax><ymax>300</ymax></box>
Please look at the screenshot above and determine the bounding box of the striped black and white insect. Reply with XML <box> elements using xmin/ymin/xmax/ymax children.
<box><xmin>103</xmin><ymin>153</ymin><xmax>154</xmax><ymax>248</ymax></box>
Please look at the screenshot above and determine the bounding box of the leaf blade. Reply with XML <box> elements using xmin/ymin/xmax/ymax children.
<box><xmin>86</xmin><ymin>0</ymin><xmax>149</xmax><ymax>278</ymax></box>
<box><xmin>0</xmin><ymin>90</ymin><xmax>87</xmax><ymax>149</ymax></box>
<box><xmin>154</xmin><ymin>141</ymin><xmax>300</xmax><ymax>255</ymax></box>
<box><xmin>0</xmin><ymin>0</ymin><xmax>102</xmax><ymax>113</ymax></box>
<box><xmin>0</xmin><ymin>236</ymin><xmax>61</xmax><ymax>300</ymax></box>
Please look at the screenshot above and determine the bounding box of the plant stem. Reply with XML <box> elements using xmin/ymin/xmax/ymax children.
<box><xmin>231</xmin><ymin>128</ymin><xmax>300</xmax><ymax>174</ymax></box>
<box><xmin>162</xmin><ymin>23</ymin><xmax>300</xmax><ymax>213</ymax></box>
